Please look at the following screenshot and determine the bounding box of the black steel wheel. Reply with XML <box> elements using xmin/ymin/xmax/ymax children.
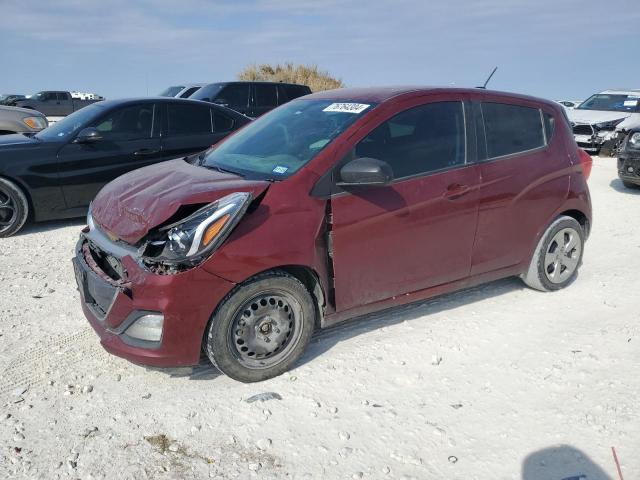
<box><xmin>205</xmin><ymin>271</ymin><xmax>316</xmax><ymax>382</ymax></box>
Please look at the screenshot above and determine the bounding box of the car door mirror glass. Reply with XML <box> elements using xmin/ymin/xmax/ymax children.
<box><xmin>337</xmin><ymin>157</ymin><xmax>394</xmax><ymax>187</ymax></box>
<box><xmin>74</xmin><ymin>127</ymin><xmax>103</xmax><ymax>144</ymax></box>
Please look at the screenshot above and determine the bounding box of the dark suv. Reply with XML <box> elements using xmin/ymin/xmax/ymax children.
<box><xmin>617</xmin><ymin>129</ymin><xmax>640</xmax><ymax>188</ymax></box>
<box><xmin>190</xmin><ymin>81</ymin><xmax>311</xmax><ymax>117</ymax></box>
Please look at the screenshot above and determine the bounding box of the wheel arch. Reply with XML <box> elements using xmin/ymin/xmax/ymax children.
<box><xmin>559</xmin><ymin>208</ymin><xmax>590</xmax><ymax>238</ymax></box>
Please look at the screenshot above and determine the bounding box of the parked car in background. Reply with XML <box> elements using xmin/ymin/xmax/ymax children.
<box><xmin>70</xmin><ymin>91</ymin><xmax>105</xmax><ymax>100</ymax></box>
<box><xmin>557</xmin><ymin>100</ymin><xmax>581</xmax><ymax>109</ymax></box>
<box><xmin>158</xmin><ymin>84</ymin><xmax>205</xmax><ymax>98</ymax></box>
<box><xmin>8</xmin><ymin>91</ymin><xmax>103</xmax><ymax>117</ymax></box>
<box><xmin>567</xmin><ymin>89</ymin><xmax>640</xmax><ymax>155</ymax></box>
<box><xmin>190</xmin><ymin>81</ymin><xmax>311</xmax><ymax>117</ymax></box>
<box><xmin>0</xmin><ymin>98</ymin><xmax>250</xmax><ymax>237</ymax></box>
<box><xmin>617</xmin><ymin>129</ymin><xmax>640</xmax><ymax>189</ymax></box>
<box><xmin>0</xmin><ymin>94</ymin><xmax>26</xmax><ymax>106</ymax></box>
<box><xmin>0</xmin><ymin>105</ymin><xmax>48</xmax><ymax>135</ymax></box>
<box><xmin>73</xmin><ymin>87</ymin><xmax>592</xmax><ymax>382</ymax></box>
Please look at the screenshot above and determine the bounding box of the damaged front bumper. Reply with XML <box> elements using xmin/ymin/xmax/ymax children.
<box><xmin>72</xmin><ymin>226</ymin><xmax>236</xmax><ymax>367</ymax></box>
<box><xmin>572</xmin><ymin>124</ymin><xmax>625</xmax><ymax>154</ymax></box>
<box><xmin>618</xmin><ymin>154</ymin><xmax>640</xmax><ymax>186</ymax></box>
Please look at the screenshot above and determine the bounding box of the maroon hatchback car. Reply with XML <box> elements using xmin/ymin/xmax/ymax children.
<box><xmin>73</xmin><ymin>87</ymin><xmax>592</xmax><ymax>382</ymax></box>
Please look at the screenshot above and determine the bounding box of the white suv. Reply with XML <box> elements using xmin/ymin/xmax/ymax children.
<box><xmin>568</xmin><ymin>89</ymin><xmax>640</xmax><ymax>155</ymax></box>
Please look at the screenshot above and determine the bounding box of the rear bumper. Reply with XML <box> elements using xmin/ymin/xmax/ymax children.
<box><xmin>73</xmin><ymin>237</ymin><xmax>236</xmax><ymax>367</ymax></box>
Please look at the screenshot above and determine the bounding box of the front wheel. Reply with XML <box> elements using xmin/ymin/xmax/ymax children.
<box><xmin>522</xmin><ymin>216</ymin><xmax>584</xmax><ymax>292</ymax></box>
<box><xmin>0</xmin><ymin>178</ymin><xmax>29</xmax><ymax>238</ymax></box>
<box><xmin>205</xmin><ymin>271</ymin><xmax>316</xmax><ymax>382</ymax></box>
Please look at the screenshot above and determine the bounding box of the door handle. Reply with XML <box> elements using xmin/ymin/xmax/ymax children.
<box><xmin>443</xmin><ymin>183</ymin><xmax>471</xmax><ymax>200</ymax></box>
<box><xmin>134</xmin><ymin>149</ymin><xmax>159</xmax><ymax>156</ymax></box>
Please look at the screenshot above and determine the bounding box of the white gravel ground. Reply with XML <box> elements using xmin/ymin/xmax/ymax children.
<box><xmin>0</xmin><ymin>157</ymin><xmax>638</xmax><ymax>480</ymax></box>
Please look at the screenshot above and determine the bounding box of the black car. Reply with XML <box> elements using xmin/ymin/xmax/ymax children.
<box><xmin>0</xmin><ymin>97</ymin><xmax>250</xmax><ymax>237</ymax></box>
<box><xmin>190</xmin><ymin>81</ymin><xmax>311</xmax><ymax>117</ymax></box>
<box><xmin>617</xmin><ymin>129</ymin><xmax>640</xmax><ymax>189</ymax></box>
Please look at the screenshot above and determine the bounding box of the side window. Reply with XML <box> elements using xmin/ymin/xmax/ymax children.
<box><xmin>93</xmin><ymin>104</ymin><xmax>154</xmax><ymax>141</ymax></box>
<box><xmin>277</xmin><ymin>85</ymin><xmax>290</xmax><ymax>105</ymax></box>
<box><xmin>216</xmin><ymin>84</ymin><xmax>250</xmax><ymax>108</ymax></box>
<box><xmin>543</xmin><ymin>112</ymin><xmax>555</xmax><ymax>143</ymax></box>
<box><xmin>44</xmin><ymin>92</ymin><xmax>57</xmax><ymax>101</ymax></box>
<box><xmin>179</xmin><ymin>87</ymin><xmax>200</xmax><ymax>98</ymax></box>
<box><xmin>57</xmin><ymin>92</ymin><xmax>68</xmax><ymax>101</ymax></box>
<box><xmin>354</xmin><ymin>101</ymin><xmax>466</xmax><ymax>179</ymax></box>
<box><xmin>167</xmin><ymin>103</ymin><xmax>212</xmax><ymax>136</ymax></box>
<box><xmin>212</xmin><ymin>110</ymin><xmax>234</xmax><ymax>132</ymax></box>
<box><xmin>481</xmin><ymin>102</ymin><xmax>545</xmax><ymax>158</ymax></box>
<box><xmin>255</xmin><ymin>84</ymin><xmax>278</xmax><ymax>107</ymax></box>
<box><xmin>285</xmin><ymin>85</ymin><xmax>309</xmax><ymax>100</ymax></box>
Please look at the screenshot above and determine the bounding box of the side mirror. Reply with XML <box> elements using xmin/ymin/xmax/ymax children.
<box><xmin>74</xmin><ymin>127</ymin><xmax>102</xmax><ymax>144</ymax></box>
<box><xmin>337</xmin><ymin>157</ymin><xmax>394</xmax><ymax>187</ymax></box>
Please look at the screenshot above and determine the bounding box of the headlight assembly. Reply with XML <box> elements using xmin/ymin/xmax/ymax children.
<box><xmin>23</xmin><ymin>116</ymin><xmax>48</xmax><ymax>130</ymax></box>
<box><xmin>140</xmin><ymin>192</ymin><xmax>252</xmax><ymax>268</ymax></box>
<box><xmin>629</xmin><ymin>132</ymin><xmax>640</xmax><ymax>148</ymax></box>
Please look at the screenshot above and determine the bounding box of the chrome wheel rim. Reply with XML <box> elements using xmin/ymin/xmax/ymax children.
<box><xmin>0</xmin><ymin>187</ymin><xmax>17</xmax><ymax>233</ymax></box>
<box><xmin>544</xmin><ymin>227</ymin><xmax>581</xmax><ymax>284</ymax></box>
<box><xmin>228</xmin><ymin>290</ymin><xmax>303</xmax><ymax>369</ymax></box>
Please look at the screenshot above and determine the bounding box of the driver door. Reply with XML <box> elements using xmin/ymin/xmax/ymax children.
<box><xmin>57</xmin><ymin>103</ymin><xmax>161</xmax><ymax>209</ymax></box>
<box><xmin>329</xmin><ymin>98</ymin><xmax>481</xmax><ymax>312</ymax></box>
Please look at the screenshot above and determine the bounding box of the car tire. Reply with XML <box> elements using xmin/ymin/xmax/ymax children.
<box><xmin>205</xmin><ymin>271</ymin><xmax>316</xmax><ymax>382</ymax></box>
<box><xmin>621</xmin><ymin>180</ymin><xmax>640</xmax><ymax>189</ymax></box>
<box><xmin>0</xmin><ymin>178</ymin><xmax>29</xmax><ymax>238</ymax></box>
<box><xmin>521</xmin><ymin>215</ymin><xmax>584</xmax><ymax>292</ymax></box>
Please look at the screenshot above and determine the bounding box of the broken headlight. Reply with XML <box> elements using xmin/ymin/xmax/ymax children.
<box><xmin>141</xmin><ymin>192</ymin><xmax>252</xmax><ymax>266</ymax></box>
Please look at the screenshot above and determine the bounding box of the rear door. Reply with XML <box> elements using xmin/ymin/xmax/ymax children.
<box><xmin>329</xmin><ymin>97</ymin><xmax>481</xmax><ymax>311</ymax></box>
<box><xmin>469</xmin><ymin>98</ymin><xmax>569</xmax><ymax>275</ymax></box>
<box><xmin>57</xmin><ymin>103</ymin><xmax>161</xmax><ymax>208</ymax></box>
<box><xmin>160</xmin><ymin>102</ymin><xmax>229</xmax><ymax>160</ymax></box>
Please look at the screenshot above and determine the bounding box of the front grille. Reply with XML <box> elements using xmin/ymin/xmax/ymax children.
<box><xmin>86</xmin><ymin>241</ymin><xmax>126</xmax><ymax>281</ymax></box>
<box><xmin>573</xmin><ymin>124</ymin><xmax>594</xmax><ymax>136</ymax></box>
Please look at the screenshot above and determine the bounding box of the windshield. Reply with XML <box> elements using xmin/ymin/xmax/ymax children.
<box><xmin>189</xmin><ymin>83</ymin><xmax>225</xmax><ymax>102</ymax></box>
<box><xmin>158</xmin><ymin>86</ymin><xmax>184</xmax><ymax>97</ymax></box>
<box><xmin>202</xmin><ymin>99</ymin><xmax>375</xmax><ymax>179</ymax></box>
<box><xmin>36</xmin><ymin>104</ymin><xmax>105</xmax><ymax>141</ymax></box>
<box><xmin>577</xmin><ymin>93</ymin><xmax>640</xmax><ymax>113</ymax></box>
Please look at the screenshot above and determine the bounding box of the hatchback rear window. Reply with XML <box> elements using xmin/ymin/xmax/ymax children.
<box><xmin>481</xmin><ymin>102</ymin><xmax>545</xmax><ymax>159</ymax></box>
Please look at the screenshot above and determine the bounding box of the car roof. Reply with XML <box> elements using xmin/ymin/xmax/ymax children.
<box><xmin>90</xmin><ymin>97</ymin><xmax>251</xmax><ymax>119</ymax></box>
<box><xmin>201</xmin><ymin>81</ymin><xmax>309</xmax><ymax>88</ymax></box>
<box><xmin>303</xmin><ymin>86</ymin><xmax>557</xmax><ymax>107</ymax></box>
<box><xmin>599</xmin><ymin>89</ymin><xmax>640</xmax><ymax>95</ymax></box>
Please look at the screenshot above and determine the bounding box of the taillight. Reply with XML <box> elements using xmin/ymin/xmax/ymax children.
<box><xmin>577</xmin><ymin>148</ymin><xmax>593</xmax><ymax>181</ymax></box>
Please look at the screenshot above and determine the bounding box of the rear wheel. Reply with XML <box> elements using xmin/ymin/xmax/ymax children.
<box><xmin>205</xmin><ymin>271</ymin><xmax>316</xmax><ymax>382</ymax></box>
<box><xmin>0</xmin><ymin>178</ymin><xmax>29</xmax><ymax>238</ymax></box>
<box><xmin>522</xmin><ymin>216</ymin><xmax>584</xmax><ymax>291</ymax></box>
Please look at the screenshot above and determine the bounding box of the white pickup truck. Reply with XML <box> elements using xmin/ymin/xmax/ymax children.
<box><xmin>567</xmin><ymin>89</ymin><xmax>640</xmax><ymax>156</ymax></box>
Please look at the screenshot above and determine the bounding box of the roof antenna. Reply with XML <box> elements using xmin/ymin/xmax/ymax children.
<box><xmin>478</xmin><ymin>66</ymin><xmax>498</xmax><ymax>89</ymax></box>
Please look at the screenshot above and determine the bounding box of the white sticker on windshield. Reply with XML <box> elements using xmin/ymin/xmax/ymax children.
<box><xmin>623</xmin><ymin>100</ymin><xmax>638</xmax><ymax>107</ymax></box>
<box><xmin>272</xmin><ymin>165</ymin><xmax>289</xmax><ymax>174</ymax></box>
<box><xmin>323</xmin><ymin>103</ymin><xmax>370</xmax><ymax>114</ymax></box>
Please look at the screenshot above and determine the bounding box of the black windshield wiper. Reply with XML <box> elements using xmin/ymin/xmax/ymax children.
<box><xmin>203</xmin><ymin>164</ymin><xmax>245</xmax><ymax>177</ymax></box>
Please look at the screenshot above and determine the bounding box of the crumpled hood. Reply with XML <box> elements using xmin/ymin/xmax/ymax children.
<box><xmin>91</xmin><ymin>159</ymin><xmax>270</xmax><ymax>245</ymax></box>
<box><xmin>568</xmin><ymin>109</ymin><xmax>631</xmax><ymax>126</ymax></box>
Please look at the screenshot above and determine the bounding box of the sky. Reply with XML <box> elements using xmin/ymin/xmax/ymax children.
<box><xmin>1</xmin><ymin>0</ymin><xmax>639</xmax><ymax>102</ymax></box>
